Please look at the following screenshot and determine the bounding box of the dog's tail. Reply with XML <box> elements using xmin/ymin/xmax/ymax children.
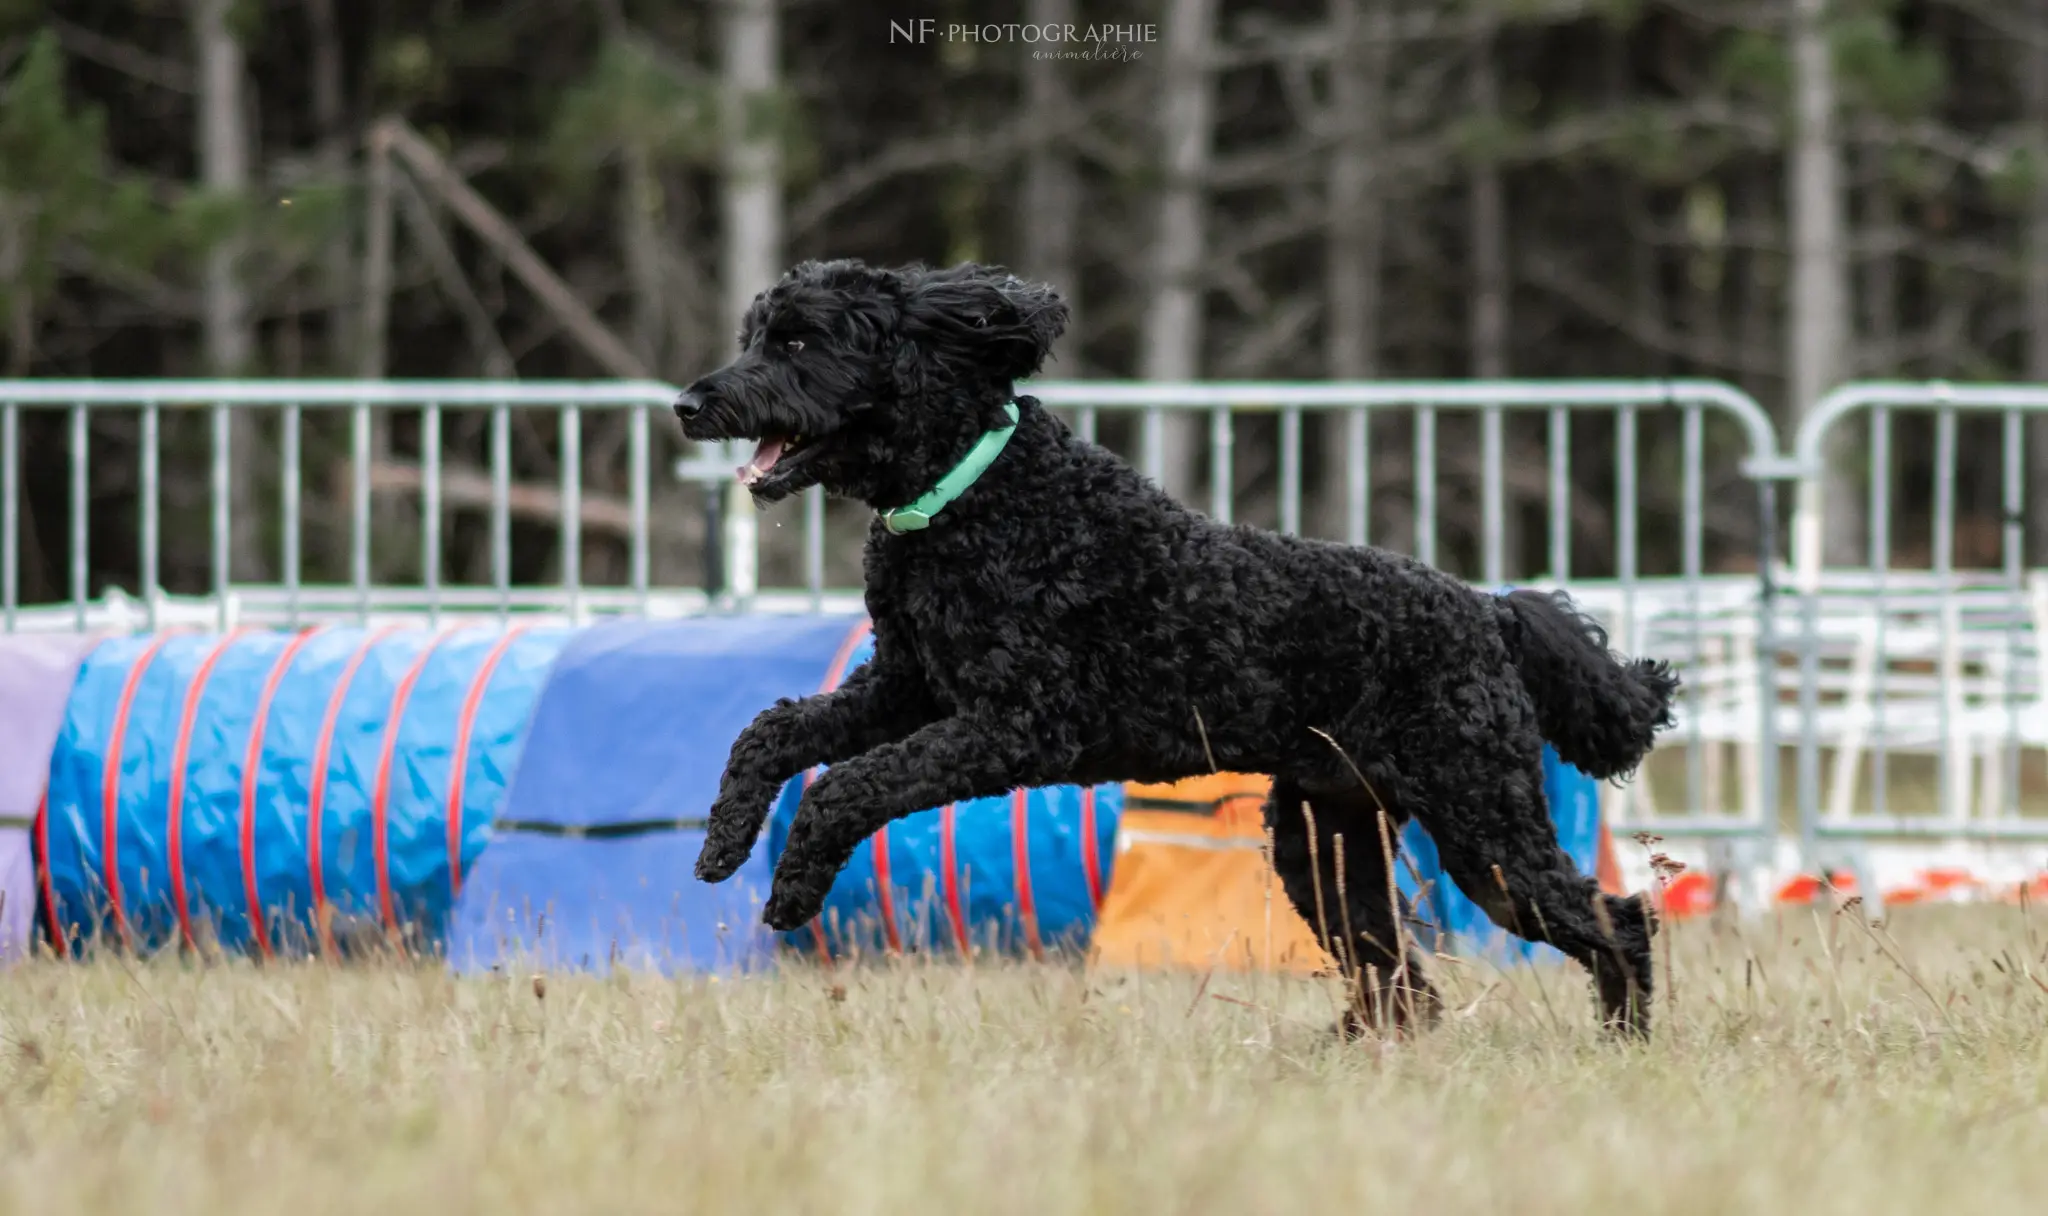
<box><xmin>1493</xmin><ymin>588</ymin><xmax>1678</xmax><ymax>781</ymax></box>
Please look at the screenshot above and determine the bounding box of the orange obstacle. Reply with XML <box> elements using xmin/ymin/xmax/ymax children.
<box><xmin>1087</xmin><ymin>772</ymin><xmax>1334</xmax><ymax>975</ymax></box>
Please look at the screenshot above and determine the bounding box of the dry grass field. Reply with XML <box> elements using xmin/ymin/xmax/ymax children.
<box><xmin>3</xmin><ymin>905</ymin><xmax>2047</xmax><ymax>1215</ymax></box>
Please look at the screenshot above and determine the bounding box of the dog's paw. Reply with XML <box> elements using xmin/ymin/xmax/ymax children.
<box><xmin>761</xmin><ymin>881</ymin><xmax>826</xmax><ymax>933</ymax></box>
<box><xmin>694</xmin><ymin>844</ymin><xmax>747</xmax><ymax>884</ymax></box>
<box><xmin>695</xmin><ymin>783</ymin><xmax>781</xmax><ymax>882</ymax></box>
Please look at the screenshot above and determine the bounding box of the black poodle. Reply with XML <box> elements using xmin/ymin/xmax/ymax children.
<box><xmin>675</xmin><ymin>259</ymin><xmax>1678</xmax><ymax>1036</ymax></box>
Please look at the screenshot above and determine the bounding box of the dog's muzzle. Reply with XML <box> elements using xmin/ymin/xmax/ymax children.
<box><xmin>673</xmin><ymin>388</ymin><xmax>707</xmax><ymax>421</ymax></box>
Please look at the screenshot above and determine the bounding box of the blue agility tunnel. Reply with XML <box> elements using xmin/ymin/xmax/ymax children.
<box><xmin>446</xmin><ymin>615</ymin><xmax>863</xmax><ymax>974</ymax></box>
<box><xmin>768</xmin><ymin>629</ymin><xmax>1123</xmax><ymax>960</ymax></box>
<box><xmin>34</xmin><ymin>613</ymin><xmax>1124</xmax><ymax>971</ymax></box>
<box><xmin>456</xmin><ymin>615</ymin><xmax>1121</xmax><ymax>970</ymax></box>
<box><xmin>39</xmin><ymin>625</ymin><xmax>566</xmax><ymax>956</ymax></box>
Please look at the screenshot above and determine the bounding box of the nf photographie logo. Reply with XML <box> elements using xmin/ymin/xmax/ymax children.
<box><xmin>889</xmin><ymin>19</ymin><xmax>1156</xmax><ymax>61</ymax></box>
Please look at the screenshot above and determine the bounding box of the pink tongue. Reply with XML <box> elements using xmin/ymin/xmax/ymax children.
<box><xmin>736</xmin><ymin>436</ymin><xmax>788</xmax><ymax>485</ymax></box>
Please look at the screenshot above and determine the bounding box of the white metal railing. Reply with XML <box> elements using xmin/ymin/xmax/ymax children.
<box><xmin>1785</xmin><ymin>383</ymin><xmax>2048</xmax><ymax>858</ymax></box>
<box><xmin>17</xmin><ymin>376</ymin><xmax>2048</xmax><ymax>867</ymax></box>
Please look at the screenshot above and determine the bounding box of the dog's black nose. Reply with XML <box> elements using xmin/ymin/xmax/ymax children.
<box><xmin>673</xmin><ymin>388</ymin><xmax>706</xmax><ymax>420</ymax></box>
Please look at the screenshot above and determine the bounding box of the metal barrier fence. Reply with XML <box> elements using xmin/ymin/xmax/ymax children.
<box><xmin>1787</xmin><ymin>384</ymin><xmax>2048</xmax><ymax>860</ymax></box>
<box><xmin>1029</xmin><ymin>380</ymin><xmax>1790</xmax><ymax>851</ymax></box>
<box><xmin>0</xmin><ymin>379</ymin><xmax>745</xmax><ymax>632</ymax></box>
<box><xmin>13</xmin><ymin>375</ymin><xmax>2048</xmax><ymax>874</ymax></box>
<box><xmin>0</xmin><ymin>377</ymin><xmax>1786</xmax><ymax>845</ymax></box>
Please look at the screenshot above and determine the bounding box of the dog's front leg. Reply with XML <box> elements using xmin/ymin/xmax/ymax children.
<box><xmin>761</xmin><ymin>716</ymin><xmax>1065</xmax><ymax>930</ymax></box>
<box><xmin>696</xmin><ymin>659</ymin><xmax>936</xmax><ymax>882</ymax></box>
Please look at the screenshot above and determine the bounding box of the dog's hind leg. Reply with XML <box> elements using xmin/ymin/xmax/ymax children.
<box><xmin>762</xmin><ymin>715</ymin><xmax>1076</xmax><ymax>931</ymax></box>
<box><xmin>1398</xmin><ymin>713</ymin><xmax>1656</xmax><ymax>1037</ymax></box>
<box><xmin>1266</xmin><ymin>777</ymin><xmax>1441</xmax><ymax>1036</ymax></box>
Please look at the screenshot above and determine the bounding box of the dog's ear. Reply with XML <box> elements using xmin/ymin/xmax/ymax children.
<box><xmin>900</xmin><ymin>265</ymin><xmax>1070</xmax><ymax>382</ymax></box>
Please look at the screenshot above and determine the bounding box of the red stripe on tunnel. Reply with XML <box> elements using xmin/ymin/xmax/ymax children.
<box><xmin>805</xmin><ymin>617</ymin><xmax>873</xmax><ymax>961</ymax></box>
<box><xmin>166</xmin><ymin>628</ymin><xmax>252</xmax><ymax>950</ymax></box>
<box><xmin>102</xmin><ymin>632</ymin><xmax>179</xmax><ymax>951</ymax></box>
<box><xmin>940</xmin><ymin>802</ymin><xmax>969</xmax><ymax>956</ymax></box>
<box><xmin>34</xmin><ymin>792</ymin><xmax>62</xmax><ymax>958</ymax></box>
<box><xmin>372</xmin><ymin>626</ymin><xmax>469</xmax><ymax>943</ymax></box>
<box><xmin>1011</xmin><ymin>789</ymin><xmax>1043</xmax><ymax>961</ymax></box>
<box><xmin>240</xmin><ymin>627</ymin><xmax>323</xmax><ymax>959</ymax></box>
<box><xmin>307</xmin><ymin>624</ymin><xmax>407</xmax><ymax>959</ymax></box>
<box><xmin>1079</xmin><ymin>786</ymin><xmax>1104</xmax><ymax>912</ymax></box>
<box><xmin>870</xmin><ymin>825</ymin><xmax>902</xmax><ymax>954</ymax></box>
<box><xmin>446</xmin><ymin>625</ymin><xmax>532</xmax><ymax>903</ymax></box>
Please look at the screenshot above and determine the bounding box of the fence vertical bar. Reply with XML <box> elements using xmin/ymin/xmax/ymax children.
<box><xmin>1481</xmin><ymin>406</ymin><xmax>1504</xmax><ymax>584</ymax></box>
<box><xmin>1345</xmin><ymin>408</ymin><xmax>1368</xmax><ymax>547</ymax></box>
<box><xmin>1617</xmin><ymin>405</ymin><xmax>1640</xmax><ymax>825</ymax></box>
<box><xmin>1933</xmin><ymin>406</ymin><xmax>1956</xmax><ymax>826</ymax></box>
<box><xmin>352</xmin><ymin>402</ymin><xmax>371</xmax><ymax>624</ymax></box>
<box><xmin>1547</xmin><ymin>407</ymin><xmax>1569</xmax><ymax>580</ymax></box>
<box><xmin>213</xmin><ymin>403</ymin><xmax>232</xmax><ymax>630</ymax></box>
<box><xmin>1869</xmin><ymin>409</ymin><xmax>1890</xmax><ymax>823</ymax></box>
<box><xmin>1682</xmin><ymin>405</ymin><xmax>1703</xmax><ymax>817</ymax></box>
<box><xmin>2</xmin><ymin>402</ymin><xmax>15</xmax><ymax>632</ymax></box>
<box><xmin>1210</xmin><ymin>407</ymin><xmax>1233</xmax><ymax>524</ymax></box>
<box><xmin>1077</xmin><ymin>406</ymin><xmax>1097</xmax><ymax>445</ymax></box>
<box><xmin>70</xmin><ymin>405</ymin><xmax>86</xmax><ymax>631</ymax></box>
<box><xmin>1617</xmin><ymin>406</ymin><xmax>1639</xmax><ymax>609</ymax></box>
<box><xmin>283</xmin><ymin>405</ymin><xmax>302</xmax><ymax>628</ymax></box>
<box><xmin>804</xmin><ymin>485</ymin><xmax>825</xmax><ymax>608</ymax></box>
<box><xmin>1796</xmin><ymin>561</ymin><xmax>1822</xmax><ymax>875</ymax></box>
<box><xmin>1756</xmin><ymin>474</ymin><xmax>1798</xmax><ymax>877</ymax></box>
<box><xmin>141</xmin><ymin>404</ymin><xmax>160</xmax><ymax>632</ymax></box>
<box><xmin>423</xmin><ymin>403</ymin><xmax>442</xmax><ymax>628</ymax></box>
<box><xmin>1279</xmin><ymin>406</ymin><xmax>1302</xmax><ymax>536</ymax></box>
<box><xmin>1415</xmin><ymin>406</ymin><xmax>1437</xmax><ymax>566</ymax></box>
<box><xmin>492</xmin><ymin>404</ymin><xmax>511</xmax><ymax>622</ymax></box>
<box><xmin>1141</xmin><ymin>407</ymin><xmax>1165</xmax><ymax>487</ymax></box>
<box><xmin>2002</xmin><ymin>408</ymin><xmax>2024</xmax><ymax>818</ymax></box>
<box><xmin>632</xmin><ymin>405</ymin><xmax>652</xmax><ymax>616</ymax></box>
<box><xmin>562</xmin><ymin>405</ymin><xmax>582</xmax><ymax>622</ymax></box>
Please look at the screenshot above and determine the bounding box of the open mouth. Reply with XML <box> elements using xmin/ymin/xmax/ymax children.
<box><xmin>736</xmin><ymin>431</ymin><xmax>822</xmax><ymax>487</ymax></box>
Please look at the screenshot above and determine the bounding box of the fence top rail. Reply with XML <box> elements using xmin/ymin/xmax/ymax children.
<box><xmin>1797</xmin><ymin>381</ymin><xmax>2048</xmax><ymax>467</ymax></box>
<box><xmin>0</xmin><ymin>379</ymin><xmax>683</xmax><ymax>407</ymax></box>
<box><xmin>0</xmin><ymin>375</ymin><xmax>1776</xmax><ymax>439</ymax></box>
<box><xmin>1792</xmin><ymin>381</ymin><xmax>2048</xmax><ymax>586</ymax></box>
<box><xmin>1027</xmin><ymin>375</ymin><xmax>1774</xmax><ymax>438</ymax></box>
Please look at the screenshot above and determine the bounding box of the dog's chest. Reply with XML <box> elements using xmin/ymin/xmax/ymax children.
<box><xmin>868</xmin><ymin>525</ymin><xmax>1083</xmax><ymax>706</ymax></box>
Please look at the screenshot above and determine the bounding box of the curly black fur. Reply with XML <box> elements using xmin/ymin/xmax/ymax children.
<box><xmin>678</xmin><ymin>259</ymin><xmax>1677</xmax><ymax>1036</ymax></box>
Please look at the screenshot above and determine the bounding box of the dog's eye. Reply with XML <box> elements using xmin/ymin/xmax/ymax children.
<box><xmin>784</xmin><ymin>339</ymin><xmax>804</xmax><ymax>354</ymax></box>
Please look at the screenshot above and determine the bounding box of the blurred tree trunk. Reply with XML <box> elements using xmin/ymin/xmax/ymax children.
<box><xmin>1320</xmin><ymin>0</ymin><xmax>1388</xmax><ymax>543</ymax></box>
<box><xmin>190</xmin><ymin>0</ymin><xmax>265</xmax><ymax>583</ymax></box>
<box><xmin>307</xmin><ymin>0</ymin><xmax>352</xmax><ymax>371</ymax></box>
<box><xmin>1788</xmin><ymin>0</ymin><xmax>1857</xmax><ymax>570</ymax></box>
<box><xmin>720</xmin><ymin>0</ymin><xmax>782</xmax><ymax>598</ymax></box>
<box><xmin>1467</xmin><ymin>10</ymin><xmax>1516</xmax><ymax>578</ymax></box>
<box><xmin>1858</xmin><ymin>143</ymin><xmax>1899</xmax><ymax>566</ymax></box>
<box><xmin>721</xmin><ymin>0</ymin><xmax>782</xmax><ymax>332</ymax></box>
<box><xmin>621</xmin><ymin>143</ymin><xmax>667</xmax><ymax>373</ymax></box>
<box><xmin>1140</xmin><ymin>0</ymin><xmax>1216</xmax><ymax>505</ymax></box>
<box><xmin>2025</xmin><ymin>13</ymin><xmax>2048</xmax><ymax>564</ymax></box>
<box><xmin>1022</xmin><ymin>0</ymin><xmax>1082</xmax><ymax>371</ymax></box>
<box><xmin>1859</xmin><ymin>147</ymin><xmax>1899</xmax><ymax>379</ymax></box>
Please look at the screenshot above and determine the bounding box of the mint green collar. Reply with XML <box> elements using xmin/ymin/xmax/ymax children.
<box><xmin>878</xmin><ymin>401</ymin><xmax>1020</xmax><ymax>534</ymax></box>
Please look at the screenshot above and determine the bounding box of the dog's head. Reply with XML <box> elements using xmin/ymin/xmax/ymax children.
<box><xmin>673</xmin><ymin>259</ymin><xmax>1068</xmax><ymax>507</ymax></box>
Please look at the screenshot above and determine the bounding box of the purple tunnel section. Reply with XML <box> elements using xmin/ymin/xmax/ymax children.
<box><xmin>37</xmin><ymin>625</ymin><xmax>567</xmax><ymax>956</ymax></box>
<box><xmin>0</xmin><ymin>634</ymin><xmax>100</xmax><ymax>963</ymax></box>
